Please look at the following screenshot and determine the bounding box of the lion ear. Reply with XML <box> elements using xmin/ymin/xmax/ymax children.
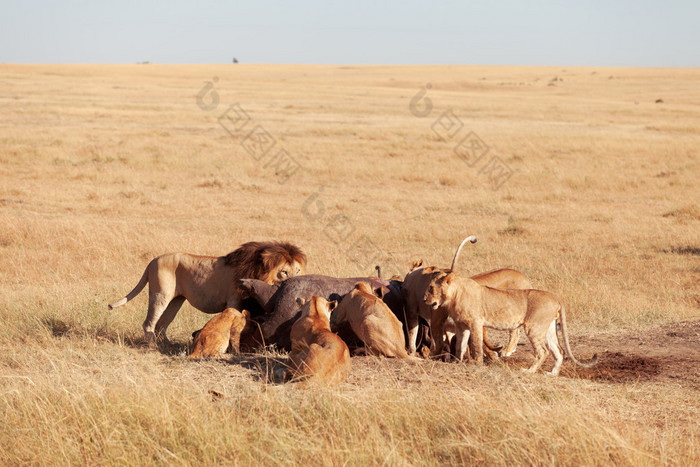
<box><xmin>354</xmin><ymin>282</ymin><xmax>366</xmax><ymax>292</ymax></box>
<box><xmin>327</xmin><ymin>300</ymin><xmax>337</xmax><ymax>313</ymax></box>
<box><xmin>296</xmin><ymin>297</ymin><xmax>306</xmax><ymax>307</ymax></box>
<box><xmin>410</xmin><ymin>259</ymin><xmax>424</xmax><ymax>270</ymax></box>
<box><xmin>445</xmin><ymin>273</ymin><xmax>455</xmax><ymax>284</ymax></box>
<box><xmin>241</xmin><ymin>309</ymin><xmax>250</xmax><ymax>319</ymax></box>
<box><xmin>374</xmin><ymin>287</ymin><xmax>384</xmax><ymax>299</ymax></box>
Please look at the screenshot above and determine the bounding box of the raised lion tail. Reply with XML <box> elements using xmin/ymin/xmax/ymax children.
<box><xmin>450</xmin><ymin>235</ymin><xmax>477</xmax><ymax>272</ymax></box>
<box><xmin>559</xmin><ymin>304</ymin><xmax>598</xmax><ymax>368</ymax></box>
<box><xmin>107</xmin><ymin>263</ymin><xmax>150</xmax><ymax>310</ymax></box>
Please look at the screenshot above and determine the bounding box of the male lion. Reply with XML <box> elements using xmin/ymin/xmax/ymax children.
<box><xmin>108</xmin><ymin>241</ymin><xmax>306</xmax><ymax>345</ymax></box>
<box><xmin>289</xmin><ymin>296</ymin><xmax>351</xmax><ymax>385</ymax></box>
<box><xmin>423</xmin><ymin>272</ymin><xmax>598</xmax><ymax>375</ymax></box>
<box><xmin>333</xmin><ymin>282</ymin><xmax>409</xmax><ymax>358</ymax></box>
<box><xmin>189</xmin><ymin>308</ymin><xmax>249</xmax><ymax>359</ymax></box>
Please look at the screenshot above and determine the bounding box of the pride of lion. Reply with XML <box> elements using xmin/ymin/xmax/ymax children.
<box><xmin>108</xmin><ymin>236</ymin><xmax>598</xmax><ymax>384</ymax></box>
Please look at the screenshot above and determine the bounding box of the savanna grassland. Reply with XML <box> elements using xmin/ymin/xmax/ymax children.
<box><xmin>0</xmin><ymin>64</ymin><xmax>699</xmax><ymax>465</ymax></box>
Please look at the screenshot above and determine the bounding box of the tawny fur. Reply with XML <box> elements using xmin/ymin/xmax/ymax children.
<box><xmin>189</xmin><ymin>308</ymin><xmax>249</xmax><ymax>359</ymax></box>
<box><xmin>289</xmin><ymin>296</ymin><xmax>351</xmax><ymax>385</ymax></box>
<box><xmin>447</xmin><ymin>268</ymin><xmax>531</xmax><ymax>358</ymax></box>
<box><xmin>334</xmin><ymin>282</ymin><xmax>409</xmax><ymax>358</ymax></box>
<box><xmin>402</xmin><ymin>266</ymin><xmax>531</xmax><ymax>357</ymax></box>
<box><xmin>402</xmin><ymin>265</ymin><xmax>446</xmax><ymax>355</ymax></box>
<box><xmin>423</xmin><ymin>272</ymin><xmax>598</xmax><ymax>375</ymax></box>
<box><xmin>107</xmin><ymin>241</ymin><xmax>306</xmax><ymax>345</ymax></box>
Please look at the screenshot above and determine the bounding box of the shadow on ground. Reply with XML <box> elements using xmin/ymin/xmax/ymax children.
<box><xmin>231</xmin><ymin>354</ymin><xmax>291</xmax><ymax>384</ymax></box>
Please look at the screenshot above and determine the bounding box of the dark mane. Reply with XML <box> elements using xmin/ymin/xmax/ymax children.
<box><xmin>223</xmin><ymin>241</ymin><xmax>307</xmax><ymax>278</ymax></box>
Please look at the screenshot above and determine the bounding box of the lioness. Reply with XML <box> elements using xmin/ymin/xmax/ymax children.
<box><xmin>289</xmin><ymin>296</ymin><xmax>351</xmax><ymax>385</ymax></box>
<box><xmin>189</xmin><ymin>308</ymin><xmax>249</xmax><ymax>359</ymax></box>
<box><xmin>423</xmin><ymin>273</ymin><xmax>598</xmax><ymax>375</ymax></box>
<box><xmin>437</xmin><ymin>268</ymin><xmax>532</xmax><ymax>358</ymax></box>
<box><xmin>333</xmin><ymin>282</ymin><xmax>409</xmax><ymax>358</ymax></box>
<box><xmin>403</xmin><ymin>265</ymin><xmax>531</xmax><ymax>357</ymax></box>
<box><xmin>403</xmin><ymin>235</ymin><xmax>531</xmax><ymax>358</ymax></box>
<box><xmin>108</xmin><ymin>241</ymin><xmax>306</xmax><ymax>345</ymax></box>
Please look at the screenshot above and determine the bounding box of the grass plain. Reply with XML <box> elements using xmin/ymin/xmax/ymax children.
<box><xmin>0</xmin><ymin>64</ymin><xmax>699</xmax><ymax>465</ymax></box>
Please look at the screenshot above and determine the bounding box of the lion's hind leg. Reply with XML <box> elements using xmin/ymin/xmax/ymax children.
<box><xmin>154</xmin><ymin>296</ymin><xmax>186</xmax><ymax>344</ymax></box>
<box><xmin>142</xmin><ymin>292</ymin><xmax>176</xmax><ymax>346</ymax></box>
<box><xmin>545</xmin><ymin>320</ymin><xmax>563</xmax><ymax>376</ymax></box>
<box><xmin>523</xmin><ymin>327</ymin><xmax>549</xmax><ymax>374</ymax></box>
<box><xmin>500</xmin><ymin>328</ymin><xmax>520</xmax><ymax>357</ymax></box>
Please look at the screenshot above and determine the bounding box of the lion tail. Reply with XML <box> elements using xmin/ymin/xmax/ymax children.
<box><xmin>482</xmin><ymin>328</ymin><xmax>504</xmax><ymax>353</ymax></box>
<box><xmin>450</xmin><ymin>235</ymin><xmax>477</xmax><ymax>272</ymax></box>
<box><xmin>558</xmin><ymin>304</ymin><xmax>598</xmax><ymax>368</ymax></box>
<box><xmin>107</xmin><ymin>264</ymin><xmax>150</xmax><ymax>310</ymax></box>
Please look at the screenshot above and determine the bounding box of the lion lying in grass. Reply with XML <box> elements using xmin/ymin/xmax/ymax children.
<box><xmin>108</xmin><ymin>241</ymin><xmax>305</xmax><ymax>345</ymax></box>
<box><xmin>289</xmin><ymin>296</ymin><xmax>351</xmax><ymax>385</ymax></box>
<box><xmin>333</xmin><ymin>282</ymin><xmax>409</xmax><ymax>358</ymax></box>
<box><xmin>423</xmin><ymin>272</ymin><xmax>598</xmax><ymax>375</ymax></box>
<box><xmin>189</xmin><ymin>308</ymin><xmax>249</xmax><ymax>359</ymax></box>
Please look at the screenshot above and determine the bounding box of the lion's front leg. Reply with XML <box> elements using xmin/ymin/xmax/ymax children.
<box><xmin>405</xmin><ymin>310</ymin><xmax>420</xmax><ymax>355</ymax></box>
<box><xmin>229</xmin><ymin>331</ymin><xmax>242</xmax><ymax>355</ymax></box>
<box><xmin>454</xmin><ymin>325</ymin><xmax>471</xmax><ymax>361</ymax></box>
<box><xmin>429</xmin><ymin>307</ymin><xmax>448</xmax><ymax>357</ymax></box>
<box><xmin>470</xmin><ymin>324</ymin><xmax>484</xmax><ymax>365</ymax></box>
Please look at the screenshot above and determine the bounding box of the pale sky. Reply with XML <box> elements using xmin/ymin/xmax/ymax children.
<box><xmin>1</xmin><ymin>0</ymin><xmax>698</xmax><ymax>67</ymax></box>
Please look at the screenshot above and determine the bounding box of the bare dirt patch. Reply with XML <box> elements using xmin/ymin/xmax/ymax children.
<box><xmin>494</xmin><ymin>320</ymin><xmax>700</xmax><ymax>386</ymax></box>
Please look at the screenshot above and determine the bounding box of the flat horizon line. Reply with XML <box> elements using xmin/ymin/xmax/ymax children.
<box><xmin>1</xmin><ymin>62</ymin><xmax>699</xmax><ymax>70</ymax></box>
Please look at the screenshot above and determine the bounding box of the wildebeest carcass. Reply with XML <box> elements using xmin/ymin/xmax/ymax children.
<box><xmin>238</xmin><ymin>274</ymin><xmax>405</xmax><ymax>351</ymax></box>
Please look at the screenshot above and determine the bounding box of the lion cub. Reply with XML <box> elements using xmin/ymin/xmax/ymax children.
<box><xmin>289</xmin><ymin>296</ymin><xmax>351</xmax><ymax>385</ymax></box>
<box><xmin>333</xmin><ymin>282</ymin><xmax>409</xmax><ymax>358</ymax></box>
<box><xmin>189</xmin><ymin>308</ymin><xmax>249</xmax><ymax>359</ymax></box>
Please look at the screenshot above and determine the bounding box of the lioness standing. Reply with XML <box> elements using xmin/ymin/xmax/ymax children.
<box><xmin>424</xmin><ymin>273</ymin><xmax>597</xmax><ymax>375</ymax></box>
<box><xmin>403</xmin><ymin>266</ymin><xmax>531</xmax><ymax>357</ymax></box>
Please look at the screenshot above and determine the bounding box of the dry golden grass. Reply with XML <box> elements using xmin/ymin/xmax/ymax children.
<box><xmin>1</xmin><ymin>64</ymin><xmax>699</xmax><ymax>465</ymax></box>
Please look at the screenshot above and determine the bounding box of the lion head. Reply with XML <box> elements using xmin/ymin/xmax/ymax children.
<box><xmin>424</xmin><ymin>272</ymin><xmax>453</xmax><ymax>310</ymax></box>
<box><xmin>296</xmin><ymin>296</ymin><xmax>337</xmax><ymax>323</ymax></box>
<box><xmin>224</xmin><ymin>241</ymin><xmax>307</xmax><ymax>285</ymax></box>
